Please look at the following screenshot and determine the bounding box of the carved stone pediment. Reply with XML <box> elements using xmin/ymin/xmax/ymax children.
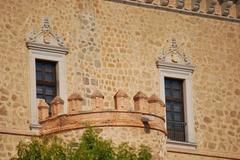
<box><xmin>27</xmin><ymin>17</ymin><xmax>68</xmax><ymax>54</ymax></box>
<box><xmin>156</xmin><ymin>39</ymin><xmax>194</xmax><ymax>72</ymax></box>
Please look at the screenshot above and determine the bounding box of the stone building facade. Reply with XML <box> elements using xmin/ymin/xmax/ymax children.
<box><xmin>0</xmin><ymin>0</ymin><xmax>240</xmax><ymax>159</ymax></box>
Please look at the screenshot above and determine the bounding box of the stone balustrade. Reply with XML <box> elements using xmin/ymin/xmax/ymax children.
<box><xmin>38</xmin><ymin>90</ymin><xmax>166</xmax><ymax>135</ymax></box>
<box><xmin>107</xmin><ymin>0</ymin><xmax>240</xmax><ymax>21</ymax></box>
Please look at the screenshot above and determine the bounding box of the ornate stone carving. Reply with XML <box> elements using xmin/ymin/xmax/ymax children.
<box><xmin>206</xmin><ymin>0</ymin><xmax>218</xmax><ymax>14</ymax></box>
<box><xmin>157</xmin><ymin>39</ymin><xmax>192</xmax><ymax>66</ymax></box>
<box><xmin>237</xmin><ymin>0</ymin><xmax>240</xmax><ymax>18</ymax></box>
<box><xmin>176</xmin><ymin>0</ymin><xmax>185</xmax><ymax>9</ymax></box>
<box><xmin>221</xmin><ymin>0</ymin><xmax>233</xmax><ymax>16</ymax></box>
<box><xmin>191</xmin><ymin>0</ymin><xmax>201</xmax><ymax>11</ymax></box>
<box><xmin>160</xmin><ymin>0</ymin><xmax>169</xmax><ymax>6</ymax></box>
<box><xmin>28</xmin><ymin>17</ymin><xmax>65</xmax><ymax>47</ymax></box>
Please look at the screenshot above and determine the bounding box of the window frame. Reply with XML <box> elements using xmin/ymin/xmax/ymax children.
<box><xmin>29</xmin><ymin>50</ymin><xmax>68</xmax><ymax>129</ymax></box>
<box><xmin>159</xmin><ymin>66</ymin><xmax>195</xmax><ymax>144</ymax></box>
<box><xmin>36</xmin><ymin>59</ymin><xmax>57</xmax><ymax>105</ymax></box>
<box><xmin>165</xmin><ymin>77</ymin><xmax>186</xmax><ymax>142</ymax></box>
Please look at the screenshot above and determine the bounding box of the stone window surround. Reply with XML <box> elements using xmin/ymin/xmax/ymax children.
<box><xmin>28</xmin><ymin>48</ymin><xmax>68</xmax><ymax>130</ymax></box>
<box><xmin>158</xmin><ymin>63</ymin><xmax>196</xmax><ymax>149</ymax></box>
<box><xmin>26</xmin><ymin>17</ymin><xmax>69</xmax><ymax>131</ymax></box>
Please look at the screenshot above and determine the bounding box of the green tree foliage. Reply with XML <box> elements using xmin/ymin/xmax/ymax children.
<box><xmin>13</xmin><ymin>128</ymin><xmax>152</xmax><ymax>160</ymax></box>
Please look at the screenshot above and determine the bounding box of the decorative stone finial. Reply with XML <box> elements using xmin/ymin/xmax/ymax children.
<box><xmin>133</xmin><ymin>91</ymin><xmax>149</xmax><ymax>112</ymax></box>
<box><xmin>68</xmin><ymin>93</ymin><xmax>83</xmax><ymax>114</ymax></box>
<box><xmin>114</xmin><ymin>90</ymin><xmax>130</xmax><ymax>110</ymax></box>
<box><xmin>38</xmin><ymin>99</ymin><xmax>49</xmax><ymax>121</ymax></box>
<box><xmin>51</xmin><ymin>96</ymin><xmax>64</xmax><ymax>117</ymax></box>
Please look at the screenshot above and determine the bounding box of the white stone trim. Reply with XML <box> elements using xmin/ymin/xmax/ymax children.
<box><xmin>167</xmin><ymin>139</ymin><xmax>197</xmax><ymax>150</ymax></box>
<box><xmin>28</xmin><ymin>50</ymin><xmax>68</xmax><ymax>129</ymax></box>
<box><xmin>158</xmin><ymin>63</ymin><xmax>196</xmax><ymax>143</ymax></box>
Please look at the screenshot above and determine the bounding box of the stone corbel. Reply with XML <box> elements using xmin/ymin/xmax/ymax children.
<box><xmin>176</xmin><ymin>0</ymin><xmax>185</xmax><ymax>9</ymax></box>
<box><xmin>160</xmin><ymin>0</ymin><xmax>169</xmax><ymax>6</ymax></box>
<box><xmin>221</xmin><ymin>0</ymin><xmax>233</xmax><ymax>16</ymax></box>
<box><xmin>236</xmin><ymin>0</ymin><xmax>240</xmax><ymax>18</ymax></box>
<box><xmin>206</xmin><ymin>0</ymin><xmax>218</xmax><ymax>14</ymax></box>
<box><xmin>191</xmin><ymin>0</ymin><xmax>201</xmax><ymax>11</ymax></box>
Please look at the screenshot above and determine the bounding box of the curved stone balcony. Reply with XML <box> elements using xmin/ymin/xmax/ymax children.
<box><xmin>38</xmin><ymin>90</ymin><xmax>166</xmax><ymax>136</ymax></box>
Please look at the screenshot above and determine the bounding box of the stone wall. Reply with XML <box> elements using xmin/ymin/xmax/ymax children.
<box><xmin>57</xmin><ymin>127</ymin><xmax>167</xmax><ymax>160</ymax></box>
<box><xmin>0</xmin><ymin>134</ymin><xmax>30</xmax><ymax>160</ymax></box>
<box><xmin>0</xmin><ymin>0</ymin><xmax>240</xmax><ymax>159</ymax></box>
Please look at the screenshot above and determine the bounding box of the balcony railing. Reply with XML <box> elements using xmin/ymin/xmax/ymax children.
<box><xmin>167</xmin><ymin>121</ymin><xmax>186</xmax><ymax>142</ymax></box>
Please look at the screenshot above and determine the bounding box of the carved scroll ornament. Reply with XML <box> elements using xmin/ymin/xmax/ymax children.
<box><xmin>28</xmin><ymin>17</ymin><xmax>65</xmax><ymax>47</ymax></box>
<box><xmin>157</xmin><ymin>39</ymin><xmax>192</xmax><ymax>65</ymax></box>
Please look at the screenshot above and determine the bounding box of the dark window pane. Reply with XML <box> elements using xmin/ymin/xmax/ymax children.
<box><xmin>173</xmin><ymin>103</ymin><xmax>182</xmax><ymax>112</ymax></box>
<box><xmin>35</xmin><ymin>59</ymin><xmax>57</xmax><ymax>107</ymax></box>
<box><xmin>172</xmin><ymin>90</ymin><xmax>181</xmax><ymax>98</ymax></box>
<box><xmin>46</xmin><ymin>96</ymin><xmax>54</xmax><ymax>104</ymax></box>
<box><xmin>165</xmin><ymin>77</ymin><xmax>185</xmax><ymax>142</ymax></box>
<box><xmin>45</xmin><ymin>73</ymin><xmax>54</xmax><ymax>81</ymax></box>
<box><xmin>172</xmin><ymin>81</ymin><xmax>181</xmax><ymax>89</ymax></box>
<box><xmin>37</xmin><ymin>86</ymin><xmax>43</xmax><ymax>94</ymax></box>
<box><xmin>165</xmin><ymin>88</ymin><xmax>171</xmax><ymax>97</ymax></box>
<box><xmin>45</xmin><ymin>87</ymin><xmax>54</xmax><ymax>95</ymax></box>
<box><xmin>174</xmin><ymin>113</ymin><xmax>183</xmax><ymax>121</ymax></box>
<box><xmin>36</xmin><ymin>62</ymin><xmax>42</xmax><ymax>70</ymax></box>
<box><xmin>37</xmin><ymin>94</ymin><xmax>43</xmax><ymax>99</ymax></box>
<box><xmin>36</xmin><ymin>71</ymin><xmax>42</xmax><ymax>80</ymax></box>
<box><xmin>45</xmin><ymin>63</ymin><xmax>55</xmax><ymax>72</ymax></box>
<box><xmin>167</xmin><ymin>112</ymin><xmax>173</xmax><ymax>121</ymax></box>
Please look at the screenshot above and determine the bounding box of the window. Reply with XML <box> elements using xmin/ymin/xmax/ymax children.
<box><xmin>36</xmin><ymin>60</ymin><xmax>57</xmax><ymax>115</ymax></box>
<box><xmin>156</xmin><ymin>39</ymin><xmax>196</xmax><ymax>147</ymax></box>
<box><xmin>27</xmin><ymin>17</ymin><xmax>68</xmax><ymax>130</ymax></box>
<box><xmin>165</xmin><ymin>78</ymin><xmax>185</xmax><ymax>142</ymax></box>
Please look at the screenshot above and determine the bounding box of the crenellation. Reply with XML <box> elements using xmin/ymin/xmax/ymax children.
<box><xmin>91</xmin><ymin>90</ymin><xmax>105</xmax><ymax>111</ymax></box>
<box><xmin>1</xmin><ymin>0</ymin><xmax>240</xmax><ymax>159</ymax></box>
<box><xmin>68</xmin><ymin>93</ymin><xmax>84</xmax><ymax>114</ymax></box>
<box><xmin>114</xmin><ymin>90</ymin><xmax>130</xmax><ymax>110</ymax></box>
<box><xmin>50</xmin><ymin>96</ymin><xmax>64</xmax><ymax>117</ymax></box>
<box><xmin>37</xmin><ymin>99</ymin><xmax>49</xmax><ymax>121</ymax></box>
